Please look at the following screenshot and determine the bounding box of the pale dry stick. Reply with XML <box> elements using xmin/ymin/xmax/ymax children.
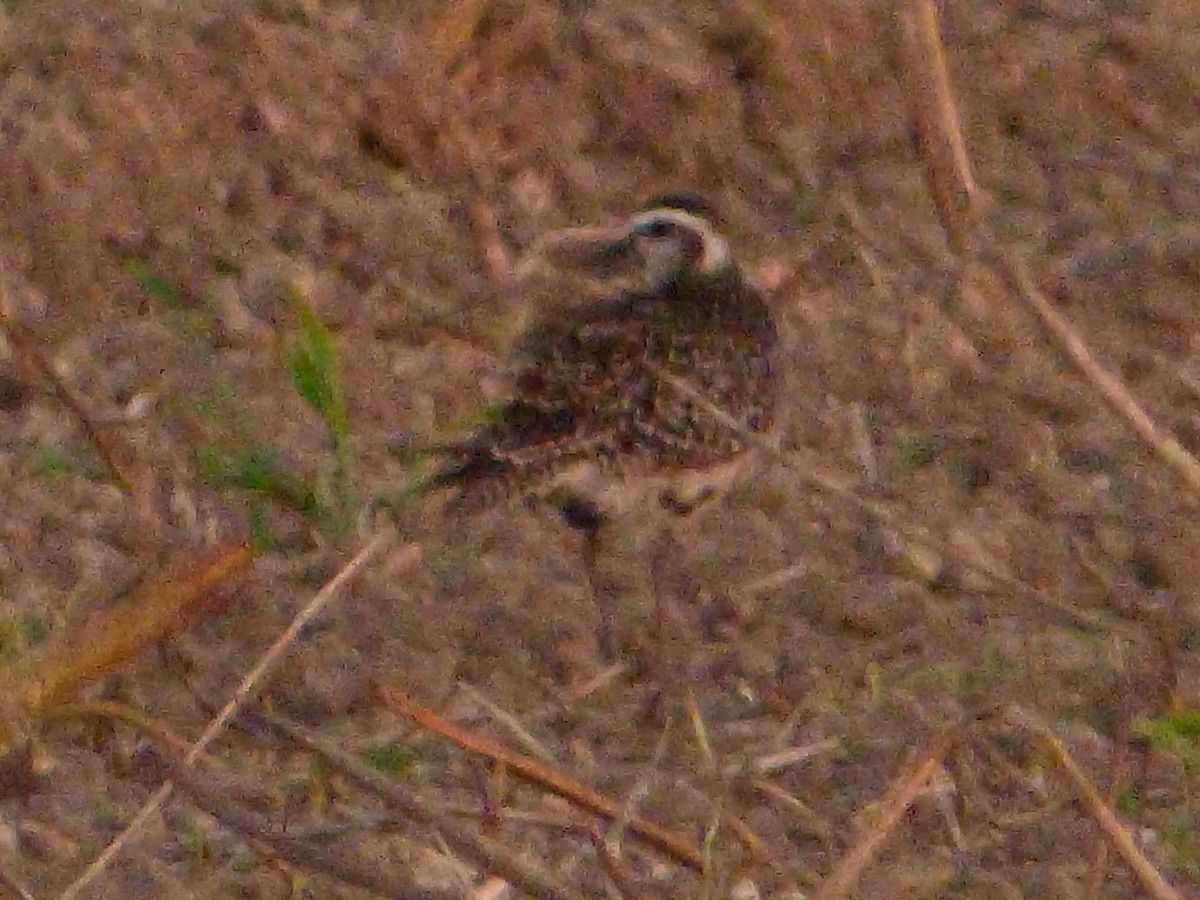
<box><xmin>601</xmin><ymin>714</ymin><xmax>675</xmax><ymax>868</ymax></box>
<box><xmin>928</xmin><ymin>763</ymin><xmax>967</xmax><ymax>855</ymax></box>
<box><xmin>740</xmin><ymin>738</ymin><xmax>843</xmax><ymax>778</ymax></box>
<box><xmin>658</xmin><ymin>367</ymin><xmax>1144</xmax><ymax>639</ymax></box>
<box><xmin>816</xmin><ymin>725</ymin><xmax>961</xmax><ymax>900</ymax></box>
<box><xmin>685</xmin><ymin>693</ymin><xmax>715</xmax><ymax>772</ymax></box>
<box><xmin>907</xmin><ymin>0</ymin><xmax>978</xmax><ymax>204</ymax></box>
<box><xmin>459</xmin><ymin>682</ymin><xmax>556</xmax><ymax>764</ymax></box>
<box><xmin>833</xmin><ymin>190</ymin><xmax>891</xmax><ymax>297</ymax></box>
<box><xmin>735</xmin><ymin>561</ymin><xmax>809</xmax><ymax>599</ymax></box>
<box><xmin>1003</xmin><ymin>705</ymin><xmax>1182</xmax><ymax>900</ymax></box>
<box><xmin>1000</xmin><ymin>251</ymin><xmax>1200</xmax><ymax>495</ymax></box>
<box><xmin>59</xmin><ymin>530</ymin><xmax>408</xmax><ymax>900</ymax></box>
<box><xmin>1083</xmin><ymin>797</ymin><xmax>1114</xmax><ymax>899</ymax></box>
<box><xmin>380</xmin><ymin>687</ymin><xmax>706</xmax><ymax>872</ymax></box>
<box><xmin>682</xmin><ymin>697</ymin><xmax>773</xmax><ymax>868</ymax></box>
<box><xmin>752</xmin><ymin>778</ymin><xmax>836</xmax><ymax>846</ymax></box>
<box><xmin>528</xmin><ymin>661</ymin><xmax>628</xmax><ymax>725</ymax></box>
<box><xmin>892</xmin><ymin>0</ymin><xmax>976</xmax><ymax>255</ymax></box>
<box><xmin>0</xmin><ymin>865</ymin><xmax>36</xmax><ymax>900</ymax></box>
<box><xmin>262</xmin><ymin>710</ymin><xmax>586</xmax><ymax>900</ymax></box>
<box><xmin>683</xmin><ymin>693</ymin><xmax>722</xmax><ymax>886</ymax></box>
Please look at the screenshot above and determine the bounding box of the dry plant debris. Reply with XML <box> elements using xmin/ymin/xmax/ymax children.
<box><xmin>0</xmin><ymin>0</ymin><xmax>1199</xmax><ymax>897</ymax></box>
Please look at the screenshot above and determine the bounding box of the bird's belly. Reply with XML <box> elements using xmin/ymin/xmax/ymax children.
<box><xmin>537</xmin><ymin>453</ymin><xmax>754</xmax><ymax>523</ymax></box>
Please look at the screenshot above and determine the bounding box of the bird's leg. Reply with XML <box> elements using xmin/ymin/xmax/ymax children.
<box><xmin>582</xmin><ymin>523</ymin><xmax>618</xmax><ymax>662</ymax></box>
<box><xmin>647</xmin><ymin>523</ymin><xmax>699</xmax><ymax>717</ymax></box>
<box><xmin>554</xmin><ymin>493</ymin><xmax>620</xmax><ymax>660</ymax></box>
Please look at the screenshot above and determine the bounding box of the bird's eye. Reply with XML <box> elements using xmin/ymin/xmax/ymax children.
<box><xmin>639</xmin><ymin>221</ymin><xmax>673</xmax><ymax>239</ymax></box>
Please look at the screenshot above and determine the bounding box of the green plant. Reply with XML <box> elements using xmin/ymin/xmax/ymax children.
<box><xmin>283</xmin><ymin>287</ymin><xmax>355</xmax><ymax>530</ymax></box>
<box><xmin>1134</xmin><ymin>710</ymin><xmax>1200</xmax><ymax>775</ymax></box>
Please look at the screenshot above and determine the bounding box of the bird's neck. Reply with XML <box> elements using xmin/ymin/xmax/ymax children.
<box><xmin>668</xmin><ymin>266</ymin><xmax>747</xmax><ymax>322</ymax></box>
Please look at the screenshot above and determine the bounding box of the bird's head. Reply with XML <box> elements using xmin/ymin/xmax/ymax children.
<box><xmin>622</xmin><ymin>195</ymin><xmax>732</xmax><ymax>289</ymax></box>
<box><xmin>516</xmin><ymin>192</ymin><xmax>732</xmax><ymax>294</ymax></box>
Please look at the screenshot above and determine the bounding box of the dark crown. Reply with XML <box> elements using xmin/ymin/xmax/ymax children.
<box><xmin>640</xmin><ymin>191</ymin><xmax>719</xmax><ymax>225</ymax></box>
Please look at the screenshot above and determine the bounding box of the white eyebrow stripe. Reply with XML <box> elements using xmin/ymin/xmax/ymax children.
<box><xmin>626</xmin><ymin>209</ymin><xmax>731</xmax><ymax>274</ymax></box>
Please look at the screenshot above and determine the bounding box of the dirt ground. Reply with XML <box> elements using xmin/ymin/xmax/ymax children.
<box><xmin>2</xmin><ymin>0</ymin><xmax>1200</xmax><ymax>897</ymax></box>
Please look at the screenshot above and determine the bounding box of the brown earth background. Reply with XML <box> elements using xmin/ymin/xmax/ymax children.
<box><xmin>2</xmin><ymin>1</ymin><xmax>1200</xmax><ymax>897</ymax></box>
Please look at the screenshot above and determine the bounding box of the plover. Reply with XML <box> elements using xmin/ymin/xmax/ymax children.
<box><xmin>423</xmin><ymin>193</ymin><xmax>779</xmax><ymax>652</ymax></box>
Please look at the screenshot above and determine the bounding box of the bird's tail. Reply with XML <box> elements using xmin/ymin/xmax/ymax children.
<box><xmin>404</xmin><ymin>443</ymin><xmax>520</xmax><ymax>513</ymax></box>
<box><xmin>421</xmin><ymin>449</ymin><xmax>510</xmax><ymax>493</ymax></box>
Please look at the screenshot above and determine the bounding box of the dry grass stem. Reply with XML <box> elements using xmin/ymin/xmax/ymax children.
<box><xmin>590</xmin><ymin>826</ymin><xmax>648</xmax><ymax>900</ymax></box>
<box><xmin>604</xmin><ymin>712</ymin><xmax>675</xmax><ymax>865</ymax></box>
<box><xmin>892</xmin><ymin>0</ymin><xmax>975</xmax><ymax>254</ymax></box>
<box><xmin>460</xmin><ymin>683</ymin><xmax>556</xmax><ymax>764</ymax></box>
<box><xmin>817</xmin><ymin>724</ymin><xmax>962</xmax><ymax>900</ymax></box>
<box><xmin>22</xmin><ymin>542</ymin><xmax>252</xmax><ymax>715</ymax></box>
<box><xmin>529</xmin><ymin>662</ymin><xmax>629</xmax><ymax>724</ymax></box>
<box><xmin>1003</xmin><ymin>705</ymin><xmax>1182</xmax><ymax>900</ymax></box>
<box><xmin>742</xmin><ymin>738</ymin><xmax>843</xmax><ymax>777</ymax></box>
<box><xmin>380</xmin><ymin>686</ymin><xmax>708</xmax><ymax>872</ymax></box>
<box><xmin>146</xmin><ymin>746</ymin><xmax>455</xmax><ymax>899</ymax></box>
<box><xmin>258</xmin><ymin>712</ymin><xmax>585</xmax><ymax>900</ymax></box>
<box><xmin>59</xmin><ymin>531</ymin><xmax>407</xmax><ymax>900</ymax></box>
<box><xmin>1000</xmin><ymin>249</ymin><xmax>1200</xmax><ymax>494</ymax></box>
<box><xmin>0</xmin><ymin>304</ymin><xmax>134</xmax><ymax>495</ymax></box>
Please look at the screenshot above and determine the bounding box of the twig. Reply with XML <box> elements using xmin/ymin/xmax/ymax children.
<box><xmin>459</xmin><ymin>683</ymin><xmax>556</xmax><ymax>764</ymax></box>
<box><xmin>752</xmin><ymin>778</ymin><xmax>836</xmax><ymax>847</ymax></box>
<box><xmin>998</xmin><ymin>249</ymin><xmax>1200</xmax><ymax>494</ymax></box>
<box><xmin>144</xmin><ymin>746</ymin><xmax>454</xmax><ymax>900</ymax></box>
<box><xmin>658</xmin><ymin>365</ymin><xmax>1142</xmax><ymax>638</ymax></box>
<box><xmin>891</xmin><ymin>0</ymin><xmax>977</xmax><ymax>254</ymax></box>
<box><xmin>260</xmin><ymin>711</ymin><xmax>586</xmax><ymax>900</ymax></box>
<box><xmin>529</xmin><ymin>662</ymin><xmax>628</xmax><ymax>725</ymax></box>
<box><xmin>605</xmin><ymin>713</ymin><xmax>675</xmax><ymax>864</ymax></box>
<box><xmin>24</xmin><ymin>543</ymin><xmax>253</xmax><ymax>715</ymax></box>
<box><xmin>1002</xmin><ymin>705</ymin><xmax>1182</xmax><ymax>900</ymax></box>
<box><xmin>0</xmin><ymin>313</ymin><xmax>134</xmax><ymax>494</ymax></box>
<box><xmin>679</xmin><ymin>698</ymin><xmax>775</xmax><ymax>870</ymax></box>
<box><xmin>590</xmin><ymin>828</ymin><xmax>647</xmax><ymax>900</ymax></box>
<box><xmin>817</xmin><ymin>723</ymin><xmax>963</xmax><ymax>900</ymax></box>
<box><xmin>379</xmin><ymin>685</ymin><xmax>707</xmax><ymax>872</ymax></box>
<box><xmin>0</xmin><ymin>864</ymin><xmax>37</xmax><ymax>900</ymax></box>
<box><xmin>59</xmin><ymin>530</ymin><xmax>407</xmax><ymax>900</ymax></box>
<box><xmin>737</xmin><ymin>738</ymin><xmax>843</xmax><ymax>778</ymax></box>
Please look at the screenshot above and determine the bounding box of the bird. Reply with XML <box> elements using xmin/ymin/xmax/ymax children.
<box><xmin>419</xmin><ymin>193</ymin><xmax>779</xmax><ymax>653</ymax></box>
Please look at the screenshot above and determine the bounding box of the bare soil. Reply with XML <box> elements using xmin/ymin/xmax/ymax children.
<box><xmin>2</xmin><ymin>1</ymin><xmax>1200</xmax><ymax>897</ymax></box>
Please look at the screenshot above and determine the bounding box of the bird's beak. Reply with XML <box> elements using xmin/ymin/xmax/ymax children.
<box><xmin>516</xmin><ymin>224</ymin><xmax>636</xmax><ymax>280</ymax></box>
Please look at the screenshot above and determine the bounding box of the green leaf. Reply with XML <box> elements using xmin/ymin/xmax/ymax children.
<box><xmin>360</xmin><ymin>743</ymin><xmax>416</xmax><ymax>778</ymax></box>
<box><xmin>284</xmin><ymin>289</ymin><xmax>348</xmax><ymax>443</ymax></box>
<box><xmin>195</xmin><ymin>443</ymin><xmax>320</xmax><ymax>516</ymax></box>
